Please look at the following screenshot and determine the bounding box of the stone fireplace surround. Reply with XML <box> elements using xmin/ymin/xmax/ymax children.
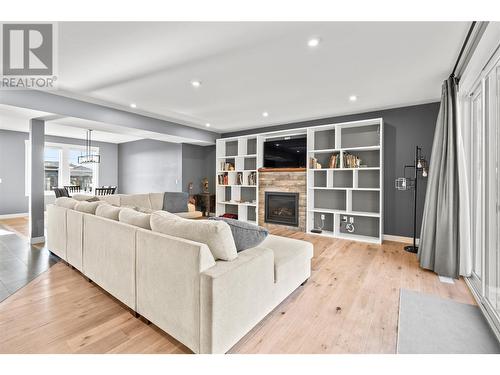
<box><xmin>258</xmin><ymin>170</ymin><xmax>306</xmax><ymax>232</ymax></box>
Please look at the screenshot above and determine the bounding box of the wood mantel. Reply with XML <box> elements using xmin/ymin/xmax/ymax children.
<box><xmin>258</xmin><ymin>167</ymin><xmax>306</xmax><ymax>173</ymax></box>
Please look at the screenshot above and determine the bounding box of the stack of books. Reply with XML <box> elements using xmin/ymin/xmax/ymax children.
<box><xmin>328</xmin><ymin>153</ymin><xmax>341</xmax><ymax>168</ymax></box>
<box><xmin>219</xmin><ymin>161</ymin><xmax>235</xmax><ymax>171</ymax></box>
<box><xmin>343</xmin><ymin>152</ymin><xmax>361</xmax><ymax>168</ymax></box>
<box><xmin>218</xmin><ymin>173</ymin><xmax>229</xmax><ymax>185</ymax></box>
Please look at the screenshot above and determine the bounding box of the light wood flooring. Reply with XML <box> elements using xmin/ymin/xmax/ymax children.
<box><xmin>0</xmin><ymin>220</ymin><xmax>475</xmax><ymax>354</ymax></box>
<box><xmin>0</xmin><ymin>216</ymin><xmax>30</xmax><ymax>239</ymax></box>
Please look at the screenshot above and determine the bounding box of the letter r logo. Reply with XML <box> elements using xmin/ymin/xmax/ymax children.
<box><xmin>2</xmin><ymin>24</ymin><xmax>53</xmax><ymax>75</ymax></box>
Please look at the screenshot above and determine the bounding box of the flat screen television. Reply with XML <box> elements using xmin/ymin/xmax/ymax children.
<box><xmin>263</xmin><ymin>137</ymin><xmax>307</xmax><ymax>168</ymax></box>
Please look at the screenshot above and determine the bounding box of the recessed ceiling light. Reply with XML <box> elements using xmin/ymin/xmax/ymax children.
<box><xmin>307</xmin><ymin>37</ymin><xmax>321</xmax><ymax>47</ymax></box>
<box><xmin>349</xmin><ymin>95</ymin><xmax>358</xmax><ymax>102</ymax></box>
<box><xmin>130</xmin><ymin>103</ymin><xmax>137</xmax><ymax>108</ymax></box>
<box><xmin>191</xmin><ymin>80</ymin><xmax>202</xmax><ymax>88</ymax></box>
<box><xmin>205</xmin><ymin>123</ymin><xmax>211</xmax><ymax>127</ymax></box>
<box><xmin>262</xmin><ymin>112</ymin><xmax>269</xmax><ymax>117</ymax></box>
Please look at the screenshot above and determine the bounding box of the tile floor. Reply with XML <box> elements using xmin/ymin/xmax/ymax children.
<box><xmin>0</xmin><ymin>225</ymin><xmax>59</xmax><ymax>302</ymax></box>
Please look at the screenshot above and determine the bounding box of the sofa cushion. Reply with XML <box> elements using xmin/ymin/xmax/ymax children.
<box><xmin>74</xmin><ymin>201</ymin><xmax>107</xmax><ymax>214</ymax></box>
<box><xmin>98</xmin><ymin>194</ymin><xmax>121</xmax><ymax>206</ymax></box>
<box><xmin>259</xmin><ymin>235</ymin><xmax>313</xmax><ymax>283</ymax></box>
<box><xmin>209</xmin><ymin>217</ymin><xmax>268</xmax><ymax>252</ymax></box>
<box><xmin>121</xmin><ymin>205</ymin><xmax>154</xmax><ymax>214</ymax></box>
<box><xmin>151</xmin><ymin>211</ymin><xmax>237</xmax><ymax>261</ymax></box>
<box><xmin>72</xmin><ymin>194</ymin><xmax>90</xmax><ymax>202</ymax></box>
<box><xmin>119</xmin><ymin>207</ymin><xmax>151</xmax><ymax>229</ymax></box>
<box><xmin>95</xmin><ymin>204</ymin><xmax>122</xmax><ymax>221</ymax></box>
<box><xmin>121</xmin><ymin>194</ymin><xmax>152</xmax><ymax>210</ymax></box>
<box><xmin>163</xmin><ymin>192</ymin><xmax>188</xmax><ymax>213</ymax></box>
<box><xmin>55</xmin><ymin>197</ymin><xmax>78</xmax><ymax>209</ymax></box>
<box><xmin>149</xmin><ymin>193</ymin><xmax>165</xmax><ymax>210</ymax></box>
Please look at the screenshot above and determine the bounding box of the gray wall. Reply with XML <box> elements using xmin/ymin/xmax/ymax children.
<box><xmin>182</xmin><ymin>144</ymin><xmax>216</xmax><ymax>194</ymax></box>
<box><xmin>0</xmin><ymin>129</ymin><xmax>118</xmax><ymax>215</ymax></box>
<box><xmin>223</xmin><ymin>102</ymin><xmax>440</xmax><ymax>237</ymax></box>
<box><xmin>0</xmin><ymin>130</ymin><xmax>30</xmax><ymax>215</ymax></box>
<box><xmin>118</xmin><ymin>139</ymin><xmax>182</xmax><ymax>194</ymax></box>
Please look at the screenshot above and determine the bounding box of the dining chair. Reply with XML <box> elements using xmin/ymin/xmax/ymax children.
<box><xmin>95</xmin><ymin>186</ymin><xmax>117</xmax><ymax>196</ymax></box>
<box><xmin>64</xmin><ymin>185</ymin><xmax>81</xmax><ymax>194</ymax></box>
<box><xmin>53</xmin><ymin>187</ymin><xmax>70</xmax><ymax>198</ymax></box>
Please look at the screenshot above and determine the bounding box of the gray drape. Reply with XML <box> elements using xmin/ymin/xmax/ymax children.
<box><xmin>418</xmin><ymin>76</ymin><xmax>460</xmax><ymax>278</ymax></box>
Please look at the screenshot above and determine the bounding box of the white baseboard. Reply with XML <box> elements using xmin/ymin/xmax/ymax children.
<box><xmin>383</xmin><ymin>234</ymin><xmax>420</xmax><ymax>245</ymax></box>
<box><xmin>0</xmin><ymin>212</ymin><xmax>29</xmax><ymax>219</ymax></box>
<box><xmin>30</xmin><ymin>236</ymin><xmax>45</xmax><ymax>244</ymax></box>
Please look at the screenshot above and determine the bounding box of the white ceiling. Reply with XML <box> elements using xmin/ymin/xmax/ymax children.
<box><xmin>0</xmin><ymin>105</ymin><xmax>141</xmax><ymax>143</ymax></box>
<box><xmin>0</xmin><ymin>104</ymin><xmax>214</xmax><ymax>145</ymax></box>
<box><xmin>55</xmin><ymin>21</ymin><xmax>469</xmax><ymax>133</ymax></box>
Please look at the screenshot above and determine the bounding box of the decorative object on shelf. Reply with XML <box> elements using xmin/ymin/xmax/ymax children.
<box><xmin>345</xmin><ymin>223</ymin><xmax>355</xmax><ymax>233</ymax></box>
<box><xmin>311</xmin><ymin>213</ymin><xmax>325</xmax><ymax>234</ymax></box>
<box><xmin>237</xmin><ymin>172</ymin><xmax>243</xmax><ymax>185</ymax></box>
<box><xmin>310</xmin><ymin>157</ymin><xmax>322</xmax><ymax>169</ymax></box>
<box><xmin>201</xmin><ymin>177</ymin><xmax>209</xmax><ymax>193</ymax></box>
<box><xmin>78</xmin><ymin>129</ymin><xmax>100</xmax><ymax>164</ymax></box>
<box><xmin>310</xmin><ymin>157</ymin><xmax>317</xmax><ymax>169</ymax></box>
<box><xmin>248</xmin><ymin>171</ymin><xmax>257</xmax><ymax>185</ymax></box>
<box><xmin>395</xmin><ymin>145</ymin><xmax>428</xmax><ymax>253</ymax></box>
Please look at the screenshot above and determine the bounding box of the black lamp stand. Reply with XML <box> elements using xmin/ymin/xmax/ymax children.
<box><xmin>403</xmin><ymin>146</ymin><xmax>427</xmax><ymax>254</ymax></box>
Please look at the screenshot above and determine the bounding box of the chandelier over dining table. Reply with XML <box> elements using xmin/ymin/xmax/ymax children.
<box><xmin>78</xmin><ymin>129</ymin><xmax>100</xmax><ymax>164</ymax></box>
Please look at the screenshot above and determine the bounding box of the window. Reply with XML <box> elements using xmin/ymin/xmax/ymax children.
<box><xmin>69</xmin><ymin>148</ymin><xmax>96</xmax><ymax>191</ymax></box>
<box><xmin>44</xmin><ymin>147</ymin><xmax>61</xmax><ymax>192</ymax></box>
<box><xmin>25</xmin><ymin>141</ymin><xmax>99</xmax><ymax>195</ymax></box>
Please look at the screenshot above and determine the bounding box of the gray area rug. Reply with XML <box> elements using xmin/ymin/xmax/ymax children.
<box><xmin>398</xmin><ymin>289</ymin><xmax>500</xmax><ymax>354</ymax></box>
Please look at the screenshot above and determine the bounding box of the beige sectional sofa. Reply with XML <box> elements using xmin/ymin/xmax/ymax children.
<box><xmin>46</xmin><ymin>193</ymin><xmax>313</xmax><ymax>354</ymax></box>
<box><xmin>74</xmin><ymin>192</ymin><xmax>203</xmax><ymax>219</ymax></box>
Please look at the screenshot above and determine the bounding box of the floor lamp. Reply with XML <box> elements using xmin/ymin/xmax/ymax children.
<box><xmin>395</xmin><ymin>146</ymin><xmax>428</xmax><ymax>253</ymax></box>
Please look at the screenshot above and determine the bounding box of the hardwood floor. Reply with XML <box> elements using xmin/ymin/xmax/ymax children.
<box><xmin>0</xmin><ymin>222</ymin><xmax>475</xmax><ymax>354</ymax></box>
<box><xmin>0</xmin><ymin>217</ymin><xmax>30</xmax><ymax>239</ymax></box>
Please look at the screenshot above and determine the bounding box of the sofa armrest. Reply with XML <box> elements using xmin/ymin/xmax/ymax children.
<box><xmin>47</xmin><ymin>204</ymin><xmax>67</xmax><ymax>260</ymax></box>
<box><xmin>200</xmin><ymin>246</ymin><xmax>275</xmax><ymax>354</ymax></box>
<box><xmin>135</xmin><ymin>229</ymin><xmax>216</xmax><ymax>353</ymax></box>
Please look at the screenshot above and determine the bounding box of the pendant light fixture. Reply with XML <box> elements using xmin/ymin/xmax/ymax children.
<box><xmin>78</xmin><ymin>129</ymin><xmax>100</xmax><ymax>164</ymax></box>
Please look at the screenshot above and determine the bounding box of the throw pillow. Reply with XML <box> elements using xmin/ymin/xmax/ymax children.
<box><xmin>119</xmin><ymin>207</ymin><xmax>151</xmax><ymax>229</ymax></box>
<box><xmin>55</xmin><ymin>197</ymin><xmax>78</xmax><ymax>209</ymax></box>
<box><xmin>95</xmin><ymin>204</ymin><xmax>122</xmax><ymax>221</ymax></box>
<box><xmin>72</xmin><ymin>194</ymin><xmax>90</xmax><ymax>202</ymax></box>
<box><xmin>163</xmin><ymin>192</ymin><xmax>188</xmax><ymax>213</ymax></box>
<box><xmin>150</xmin><ymin>211</ymin><xmax>237</xmax><ymax>261</ymax></box>
<box><xmin>209</xmin><ymin>217</ymin><xmax>268</xmax><ymax>252</ymax></box>
<box><xmin>74</xmin><ymin>201</ymin><xmax>108</xmax><ymax>214</ymax></box>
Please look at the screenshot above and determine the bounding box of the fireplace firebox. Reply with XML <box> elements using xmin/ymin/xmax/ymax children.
<box><xmin>265</xmin><ymin>192</ymin><xmax>299</xmax><ymax>227</ymax></box>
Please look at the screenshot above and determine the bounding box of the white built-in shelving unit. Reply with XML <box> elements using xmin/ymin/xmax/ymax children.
<box><xmin>306</xmin><ymin>118</ymin><xmax>383</xmax><ymax>243</ymax></box>
<box><xmin>216</xmin><ymin>136</ymin><xmax>259</xmax><ymax>224</ymax></box>
<box><xmin>216</xmin><ymin>118</ymin><xmax>384</xmax><ymax>243</ymax></box>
